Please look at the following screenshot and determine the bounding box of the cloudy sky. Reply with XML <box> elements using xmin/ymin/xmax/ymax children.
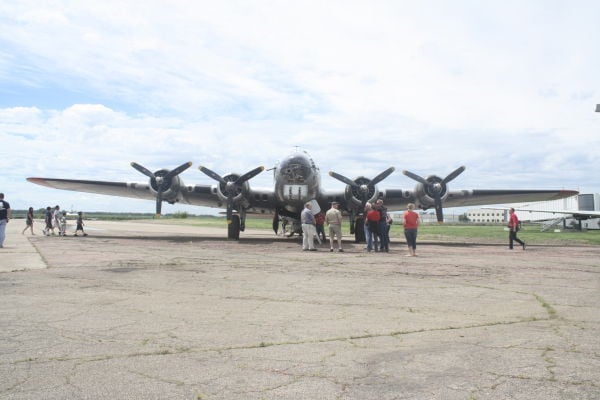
<box><xmin>1</xmin><ymin>1</ymin><xmax>599</xmax><ymax>214</ymax></box>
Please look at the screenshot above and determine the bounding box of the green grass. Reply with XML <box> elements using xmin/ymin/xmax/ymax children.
<box><xmin>410</xmin><ymin>223</ymin><xmax>600</xmax><ymax>245</ymax></box>
<box><xmin>142</xmin><ymin>216</ymin><xmax>600</xmax><ymax>245</ymax></box>
<box><xmin>14</xmin><ymin>208</ymin><xmax>597</xmax><ymax>245</ymax></box>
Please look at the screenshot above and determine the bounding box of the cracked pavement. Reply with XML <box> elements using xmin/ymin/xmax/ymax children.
<box><xmin>0</xmin><ymin>220</ymin><xmax>599</xmax><ymax>399</ymax></box>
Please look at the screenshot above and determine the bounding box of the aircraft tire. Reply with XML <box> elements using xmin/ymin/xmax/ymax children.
<box><xmin>228</xmin><ymin>215</ymin><xmax>241</xmax><ymax>240</ymax></box>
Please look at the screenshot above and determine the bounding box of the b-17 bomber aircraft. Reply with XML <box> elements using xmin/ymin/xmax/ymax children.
<box><xmin>27</xmin><ymin>149</ymin><xmax>578</xmax><ymax>241</ymax></box>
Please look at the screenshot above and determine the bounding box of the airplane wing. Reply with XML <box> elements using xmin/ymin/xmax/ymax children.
<box><xmin>482</xmin><ymin>205</ymin><xmax>600</xmax><ymax>219</ymax></box>
<box><xmin>381</xmin><ymin>188</ymin><xmax>578</xmax><ymax>211</ymax></box>
<box><xmin>27</xmin><ymin>178</ymin><xmax>157</xmax><ymax>201</ymax></box>
<box><xmin>27</xmin><ymin>177</ymin><xmax>279</xmax><ymax>211</ymax></box>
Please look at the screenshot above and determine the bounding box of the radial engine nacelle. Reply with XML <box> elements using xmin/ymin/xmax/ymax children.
<box><xmin>214</xmin><ymin>173</ymin><xmax>251</xmax><ymax>206</ymax></box>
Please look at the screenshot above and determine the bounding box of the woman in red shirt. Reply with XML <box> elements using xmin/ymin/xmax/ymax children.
<box><xmin>403</xmin><ymin>203</ymin><xmax>420</xmax><ymax>256</ymax></box>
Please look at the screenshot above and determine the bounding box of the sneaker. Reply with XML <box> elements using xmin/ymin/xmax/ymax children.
<box><xmin>330</xmin><ymin>248</ymin><xmax>334</xmax><ymax>252</ymax></box>
<box><xmin>309</xmin><ymin>248</ymin><xmax>318</xmax><ymax>251</ymax></box>
<box><xmin>338</xmin><ymin>249</ymin><xmax>344</xmax><ymax>252</ymax></box>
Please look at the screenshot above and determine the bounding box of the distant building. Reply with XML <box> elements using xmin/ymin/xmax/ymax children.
<box><xmin>513</xmin><ymin>193</ymin><xmax>599</xmax><ymax>230</ymax></box>
<box><xmin>471</xmin><ymin>194</ymin><xmax>600</xmax><ymax>230</ymax></box>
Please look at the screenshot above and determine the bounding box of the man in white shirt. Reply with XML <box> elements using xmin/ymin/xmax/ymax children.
<box><xmin>300</xmin><ymin>202</ymin><xmax>317</xmax><ymax>251</ymax></box>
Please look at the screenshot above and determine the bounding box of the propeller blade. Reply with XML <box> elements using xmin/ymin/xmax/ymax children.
<box><xmin>198</xmin><ymin>166</ymin><xmax>226</xmax><ymax>184</ymax></box>
<box><xmin>370</xmin><ymin>166</ymin><xmax>395</xmax><ymax>186</ymax></box>
<box><xmin>131</xmin><ymin>162</ymin><xmax>155</xmax><ymax>179</ymax></box>
<box><xmin>442</xmin><ymin>166</ymin><xmax>466</xmax><ymax>184</ymax></box>
<box><xmin>236</xmin><ymin>166</ymin><xmax>265</xmax><ymax>184</ymax></box>
<box><xmin>166</xmin><ymin>161</ymin><xmax>193</xmax><ymax>179</ymax></box>
<box><xmin>434</xmin><ymin>196</ymin><xmax>444</xmax><ymax>223</ymax></box>
<box><xmin>402</xmin><ymin>170</ymin><xmax>428</xmax><ymax>185</ymax></box>
<box><xmin>328</xmin><ymin>171</ymin><xmax>359</xmax><ymax>187</ymax></box>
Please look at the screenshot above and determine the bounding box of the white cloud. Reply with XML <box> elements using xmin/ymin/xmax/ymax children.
<box><xmin>1</xmin><ymin>0</ymin><xmax>599</xmax><ymax>212</ymax></box>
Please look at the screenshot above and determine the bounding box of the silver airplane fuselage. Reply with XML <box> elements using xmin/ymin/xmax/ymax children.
<box><xmin>273</xmin><ymin>150</ymin><xmax>321</xmax><ymax>215</ymax></box>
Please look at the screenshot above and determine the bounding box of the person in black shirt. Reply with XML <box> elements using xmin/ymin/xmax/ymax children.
<box><xmin>0</xmin><ymin>193</ymin><xmax>12</xmax><ymax>248</ymax></box>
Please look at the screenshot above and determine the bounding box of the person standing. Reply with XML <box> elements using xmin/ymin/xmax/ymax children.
<box><xmin>325</xmin><ymin>202</ymin><xmax>343</xmax><ymax>252</ymax></box>
<box><xmin>22</xmin><ymin>207</ymin><xmax>35</xmax><ymax>235</ymax></box>
<box><xmin>508</xmin><ymin>207</ymin><xmax>525</xmax><ymax>250</ymax></box>
<box><xmin>0</xmin><ymin>193</ymin><xmax>12</xmax><ymax>248</ymax></box>
<box><xmin>301</xmin><ymin>202</ymin><xmax>317</xmax><ymax>251</ymax></box>
<box><xmin>366</xmin><ymin>203</ymin><xmax>381</xmax><ymax>252</ymax></box>
<box><xmin>314</xmin><ymin>212</ymin><xmax>326</xmax><ymax>244</ymax></box>
<box><xmin>363</xmin><ymin>202</ymin><xmax>372</xmax><ymax>251</ymax></box>
<box><xmin>375</xmin><ymin>199</ymin><xmax>390</xmax><ymax>252</ymax></box>
<box><xmin>403</xmin><ymin>203</ymin><xmax>420</xmax><ymax>257</ymax></box>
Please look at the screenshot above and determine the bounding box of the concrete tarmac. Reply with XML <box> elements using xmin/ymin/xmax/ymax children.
<box><xmin>0</xmin><ymin>220</ymin><xmax>599</xmax><ymax>399</ymax></box>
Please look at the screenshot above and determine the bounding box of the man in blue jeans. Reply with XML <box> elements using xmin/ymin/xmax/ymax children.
<box><xmin>375</xmin><ymin>199</ymin><xmax>389</xmax><ymax>252</ymax></box>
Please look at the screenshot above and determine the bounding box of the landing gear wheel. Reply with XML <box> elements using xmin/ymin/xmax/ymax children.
<box><xmin>228</xmin><ymin>215</ymin><xmax>241</xmax><ymax>240</ymax></box>
<box><xmin>354</xmin><ymin>217</ymin><xmax>365</xmax><ymax>243</ymax></box>
<box><xmin>284</xmin><ymin>224</ymin><xmax>294</xmax><ymax>237</ymax></box>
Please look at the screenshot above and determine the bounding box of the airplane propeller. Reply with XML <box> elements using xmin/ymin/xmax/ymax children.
<box><xmin>329</xmin><ymin>166</ymin><xmax>395</xmax><ymax>207</ymax></box>
<box><xmin>402</xmin><ymin>166</ymin><xmax>466</xmax><ymax>223</ymax></box>
<box><xmin>198</xmin><ymin>165</ymin><xmax>265</xmax><ymax>223</ymax></box>
<box><xmin>131</xmin><ymin>161</ymin><xmax>193</xmax><ymax>216</ymax></box>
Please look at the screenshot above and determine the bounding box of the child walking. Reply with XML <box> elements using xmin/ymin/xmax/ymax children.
<box><xmin>74</xmin><ymin>212</ymin><xmax>87</xmax><ymax>236</ymax></box>
<box><xmin>22</xmin><ymin>207</ymin><xmax>35</xmax><ymax>235</ymax></box>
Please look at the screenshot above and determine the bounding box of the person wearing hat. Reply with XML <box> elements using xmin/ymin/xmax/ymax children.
<box><xmin>325</xmin><ymin>201</ymin><xmax>344</xmax><ymax>252</ymax></box>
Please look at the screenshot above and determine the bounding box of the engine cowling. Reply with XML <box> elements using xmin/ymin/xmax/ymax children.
<box><xmin>147</xmin><ymin>169</ymin><xmax>184</xmax><ymax>204</ymax></box>
<box><xmin>344</xmin><ymin>177</ymin><xmax>379</xmax><ymax>208</ymax></box>
<box><xmin>329</xmin><ymin>167</ymin><xmax>395</xmax><ymax>210</ymax></box>
<box><xmin>131</xmin><ymin>161</ymin><xmax>193</xmax><ymax>215</ymax></box>
<box><xmin>412</xmin><ymin>175</ymin><xmax>449</xmax><ymax>209</ymax></box>
<box><xmin>214</xmin><ymin>173</ymin><xmax>251</xmax><ymax>207</ymax></box>
<box><xmin>402</xmin><ymin>166</ymin><xmax>465</xmax><ymax>223</ymax></box>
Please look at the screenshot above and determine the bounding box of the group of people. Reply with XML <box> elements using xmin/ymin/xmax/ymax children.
<box><xmin>301</xmin><ymin>201</ymin><xmax>345</xmax><ymax>252</ymax></box>
<box><xmin>0</xmin><ymin>194</ymin><xmax>88</xmax><ymax>249</ymax></box>
<box><xmin>299</xmin><ymin>199</ymin><xmax>423</xmax><ymax>256</ymax></box>
<box><xmin>364</xmin><ymin>199</ymin><xmax>393</xmax><ymax>253</ymax></box>
<box><xmin>365</xmin><ymin>199</ymin><xmax>421</xmax><ymax>256</ymax></box>
<box><xmin>30</xmin><ymin>206</ymin><xmax>87</xmax><ymax>237</ymax></box>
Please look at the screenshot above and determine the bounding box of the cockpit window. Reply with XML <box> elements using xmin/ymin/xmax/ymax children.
<box><xmin>281</xmin><ymin>156</ymin><xmax>310</xmax><ymax>183</ymax></box>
